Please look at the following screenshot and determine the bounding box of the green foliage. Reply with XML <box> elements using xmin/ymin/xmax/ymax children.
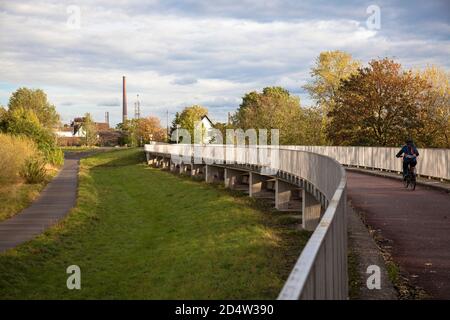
<box><xmin>304</xmin><ymin>50</ymin><xmax>360</xmax><ymax>114</ymax></box>
<box><xmin>327</xmin><ymin>58</ymin><xmax>429</xmax><ymax>146</ymax></box>
<box><xmin>0</xmin><ymin>106</ymin><xmax>6</xmax><ymax>131</ymax></box>
<box><xmin>303</xmin><ymin>50</ymin><xmax>360</xmax><ymax>144</ymax></box>
<box><xmin>117</xmin><ymin>119</ymin><xmax>138</xmax><ymax>146</ymax></box>
<box><xmin>170</xmin><ymin>105</ymin><xmax>208</xmax><ymax>143</ymax></box>
<box><xmin>81</xmin><ymin>113</ymin><xmax>98</xmax><ymax>146</ymax></box>
<box><xmin>8</xmin><ymin>87</ymin><xmax>60</xmax><ymax>129</ymax></box>
<box><xmin>0</xmin><ymin>133</ymin><xmax>38</xmax><ymax>182</ymax></box>
<box><xmin>42</xmin><ymin>147</ymin><xmax>64</xmax><ymax>166</ymax></box>
<box><xmin>20</xmin><ymin>156</ymin><xmax>47</xmax><ymax>184</ymax></box>
<box><xmin>415</xmin><ymin>66</ymin><xmax>450</xmax><ymax>148</ymax></box>
<box><xmin>2</xmin><ymin>107</ymin><xmax>63</xmax><ymax>165</ymax></box>
<box><xmin>232</xmin><ymin>87</ymin><xmax>302</xmax><ymax>144</ymax></box>
<box><xmin>298</xmin><ymin>106</ymin><xmax>327</xmax><ymax>145</ymax></box>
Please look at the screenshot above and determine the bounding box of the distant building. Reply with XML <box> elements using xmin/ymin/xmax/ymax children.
<box><xmin>200</xmin><ymin>115</ymin><xmax>214</xmax><ymax>144</ymax></box>
<box><xmin>55</xmin><ymin>117</ymin><xmax>119</xmax><ymax>146</ymax></box>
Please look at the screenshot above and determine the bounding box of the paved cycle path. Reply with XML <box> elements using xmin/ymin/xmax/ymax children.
<box><xmin>347</xmin><ymin>171</ymin><xmax>450</xmax><ymax>299</ymax></box>
<box><xmin>0</xmin><ymin>152</ymin><xmax>91</xmax><ymax>253</ymax></box>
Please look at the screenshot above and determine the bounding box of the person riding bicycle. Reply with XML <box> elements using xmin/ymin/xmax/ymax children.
<box><xmin>396</xmin><ymin>139</ymin><xmax>419</xmax><ymax>180</ymax></box>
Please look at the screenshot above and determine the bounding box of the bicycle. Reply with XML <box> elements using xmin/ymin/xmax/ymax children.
<box><xmin>403</xmin><ymin>161</ymin><xmax>417</xmax><ymax>191</ymax></box>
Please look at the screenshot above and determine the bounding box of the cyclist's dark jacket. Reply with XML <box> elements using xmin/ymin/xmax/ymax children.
<box><xmin>396</xmin><ymin>144</ymin><xmax>419</xmax><ymax>161</ymax></box>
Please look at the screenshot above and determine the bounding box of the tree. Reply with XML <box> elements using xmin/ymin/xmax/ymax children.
<box><xmin>298</xmin><ymin>106</ymin><xmax>326</xmax><ymax>145</ymax></box>
<box><xmin>8</xmin><ymin>88</ymin><xmax>60</xmax><ymax>129</ymax></box>
<box><xmin>327</xmin><ymin>58</ymin><xmax>428</xmax><ymax>146</ymax></box>
<box><xmin>232</xmin><ymin>87</ymin><xmax>302</xmax><ymax>145</ymax></box>
<box><xmin>3</xmin><ymin>107</ymin><xmax>55</xmax><ymax>150</ymax></box>
<box><xmin>171</xmin><ymin>105</ymin><xmax>209</xmax><ymax>143</ymax></box>
<box><xmin>81</xmin><ymin>113</ymin><xmax>98</xmax><ymax>146</ymax></box>
<box><xmin>0</xmin><ymin>106</ymin><xmax>7</xmax><ymax>131</ymax></box>
<box><xmin>169</xmin><ymin>112</ymin><xmax>181</xmax><ymax>141</ymax></box>
<box><xmin>416</xmin><ymin>66</ymin><xmax>450</xmax><ymax>148</ymax></box>
<box><xmin>304</xmin><ymin>51</ymin><xmax>360</xmax><ymax>144</ymax></box>
<box><xmin>304</xmin><ymin>51</ymin><xmax>360</xmax><ymax>114</ymax></box>
<box><xmin>136</xmin><ymin>116</ymin><xmax>166</xmax><ymax>144</ymax></box>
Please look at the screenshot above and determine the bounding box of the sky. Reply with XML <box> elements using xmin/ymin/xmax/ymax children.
<box><xmin>0</xmin><ymin>0</ymin><xmax>449</xmax><ymax>126</ymax></box>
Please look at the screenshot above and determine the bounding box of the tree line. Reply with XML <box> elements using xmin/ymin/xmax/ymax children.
<box><xmin>169</xmin><ymin>51</ymin><xmax>449</xmax><ymax>148</ymax></box>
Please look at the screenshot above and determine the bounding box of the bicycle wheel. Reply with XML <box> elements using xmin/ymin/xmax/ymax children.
<box><xmin>411</xmin><ymin>175</ymin><xmax>416</xmax><ymax>191</ymax></box>
<box><xmin>404</xmin><ymin>175</ymin><xmax>409</xmax><ymax>188</ymax></box>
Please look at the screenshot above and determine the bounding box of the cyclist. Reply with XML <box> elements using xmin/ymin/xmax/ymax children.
<box><xmin>396</xmin><ymin>139</ymin><xmax>419</xmax><ymax>180</ymax></box>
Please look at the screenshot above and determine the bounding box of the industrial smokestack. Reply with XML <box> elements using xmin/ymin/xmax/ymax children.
<box><xmin>122</xmin><ymin>76</ymin><xmax>127</xmax><ymax>123</ymax></box>
<box><xmin>105</xmin><ymin>111</ymin><xmax>110</xmax><ymax>127</ymax></box>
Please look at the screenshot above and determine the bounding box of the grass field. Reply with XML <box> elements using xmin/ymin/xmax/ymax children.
<box><xmin>0</xmin><ymin>182</ymin><xmax>46</xmax><ymax>222</ymax></box>
<box><xmin>0</xmin><ymin>148</ymin><xmax>310</xmax><ymax>299</ymax></box>
<box><xmin>0</xmin><ymin>167</ymin><xmax>59</xmax><ymax>222</ymax></box>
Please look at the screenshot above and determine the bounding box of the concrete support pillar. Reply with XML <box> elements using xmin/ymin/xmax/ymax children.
<box><xmin>162</xmin><ymin>157</ymin><xmax>170</xmax><ymax>169</ymax></box>
<box><xmin>302</xmin><ymin>189</ymin><xmax>322</xmax><ymax>231</ymax></box>
<box><xmin>169</xmin><ymin>160</ymin><xmax>178</xmax><ymax>173</ymax></box>
<box><xmin>275</xmin><ymin>179</ymin><xmax>300</xmax><ymax>210</ymax></box>
<box><xmin>224</xmin><ymin>168</ymin><xmax>248</xmax><ymax>189</ymax></box>
<box><xmin>205</xmin><ymin>165</ymin><xmax>224</xmax><ymax>183</ymax></box>
<box><xmin>147</xmin><ymin>153</ymin><xmax>157</xmax><ymax>166</ymax></box>
<box><xmin>191</xmin><ymin>164</ymin><xmax>205</xmax><ymax>177</ymax></box>
<box><xmin>249</xmin><ymin>172</ymin><xmax>263</xmax><ymax>196</ymax></box>
<box><xmin>155</xmin><ymin>156</ymin><xmax>163</xmax><ymax>168</ymax></box>
<box><xmin>179</xmin><ymin>163</ymin><xmax>188</xmax><ymax>174</ymax></box>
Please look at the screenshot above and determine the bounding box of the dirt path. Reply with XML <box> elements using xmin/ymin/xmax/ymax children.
<box><xmin>347</xmin><ymin>171</ymin><xmax>450</xmax><ymax>299</ymax></box>
<box><xmin>0</xmin><ymin>152</ymin><xmax>93</xmax><ymax>253</ymax></box>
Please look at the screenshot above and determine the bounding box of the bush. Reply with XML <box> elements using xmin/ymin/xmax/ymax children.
<box><xmin>2</xmin><ymin>107</ymin><xmax>64</xmax><ymax>166</ymax></box>
<box><xmin>20</xmin><ymin>157</ymin><xmax>47</xmax><ymax>184</ymax></box>
<box><xmin>41</xmin><ymin>146</ymin><xmax>64</xmax><ymax>166</ymax></box>
<box><xmin>0</xmin><ymin>134</ymin><xmax>38</xmax><ymax>182</ymax></box>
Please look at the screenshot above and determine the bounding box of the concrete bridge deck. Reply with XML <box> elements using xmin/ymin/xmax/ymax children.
<box><xmin>347</xmin><ymin>171</ymin><xmax>450</xmax><ymax>299</ymax></box>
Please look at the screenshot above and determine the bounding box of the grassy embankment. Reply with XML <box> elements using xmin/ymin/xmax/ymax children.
<box><xmin>0</xmin><ymin>134</ymin><xmax>59</xmax><ymax>222</ymax></box>
<box><xmin>0</xmin><ymin>148</ymin><xmax>310</xmax><ymax>299</ymax></box>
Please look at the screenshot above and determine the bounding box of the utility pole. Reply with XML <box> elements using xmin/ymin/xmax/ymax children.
<box><xmin>166</xmin><ymin>110</ymin><xmax>169</xmax><ymax>140</ymax></box>
<box><xmin>122</xmin><ymin>76</ymin><xmax>127</xmax><ymax>123</ymax></box>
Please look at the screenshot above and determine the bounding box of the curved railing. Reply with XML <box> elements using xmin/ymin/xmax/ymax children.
<box><xmin>284</xmin><ymin>146</ymin><xmax>450</xmax><ymax>181</ymax></box>
<box><xmin>144</xmin><ymin>143</ymin><xmax>348</xmax><ymax>299</ymax></box>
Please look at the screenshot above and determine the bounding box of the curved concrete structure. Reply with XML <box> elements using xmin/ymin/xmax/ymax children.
<box><xmin>144</xmin><ymin>143</ymin><xmax>348</xmax><ymax>300</ymax></box>
<box><xmin>284</xmin><ymin>146</ymin><xmax>450</xmax><ymax>181</ymax></box>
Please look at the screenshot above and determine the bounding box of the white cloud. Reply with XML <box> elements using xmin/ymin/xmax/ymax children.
<box><xmin>0</xmin><ymin>1</ymin><xmax>448</xmax><ymax>125</ymax></box>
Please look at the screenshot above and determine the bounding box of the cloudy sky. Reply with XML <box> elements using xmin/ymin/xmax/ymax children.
<box><xmin>0</xmin><ymin>0</ymin><xmax>449</xmax><ymax>126</ymax></box>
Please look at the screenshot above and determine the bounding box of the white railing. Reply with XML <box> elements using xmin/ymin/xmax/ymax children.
<box><xmin>144</xmin><ymin>143</ymin><xmax>348</xmax><ymax>300</ymax></box>
<box><xmin>283</xmin><ymin>146</ymin><xmax>450</xmax><ymax>180</ymax></box>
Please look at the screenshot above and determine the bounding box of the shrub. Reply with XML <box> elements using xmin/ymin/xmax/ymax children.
<box><xmin>0</xmin><ymin>134</ymin><xmax>38</xmax><ymax>182</ymax></box>
<box><xmin>20</xmin><ymin>156</ymin><xmax>47</xmax><ymax>184</ymax></box>
<box><xmin>41</xmin><ymin>146</ymin><xmax>64</xmax><ymax>166</ymax></box>
<box><xmin>2</xmin><ymin>107</ymin><xmax>64</xmax><ymax>166</ymax></box>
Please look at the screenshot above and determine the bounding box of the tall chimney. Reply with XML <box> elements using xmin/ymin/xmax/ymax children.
<box><xmin>105</xmin><ymin>111</ymin><xmax>110</xmax><ymax>128</ymax></box>
<box><xmin>122</xmin><ymin>76</ymin><xmax>127</xmax><ymax>123</ymax></box>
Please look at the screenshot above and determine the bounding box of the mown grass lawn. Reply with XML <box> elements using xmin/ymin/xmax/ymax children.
<box><xmin>0</xmin><ymin>148</ymin><xmax>309</xmax><ymax>299</ymax></box>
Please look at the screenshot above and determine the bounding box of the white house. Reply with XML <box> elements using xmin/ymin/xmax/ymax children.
<box><xmin>200</xmin><ymin>115</ymin><xmax>215</xmax><ymax>144</ymax></box>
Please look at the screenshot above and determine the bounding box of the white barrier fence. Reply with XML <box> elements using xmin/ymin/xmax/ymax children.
<box><xmin>283</xmin><ymin>146</ymin><xmax>450</xmax><ymax>180</ymax></box>
<box><xmin>144</xmin><ymin>143</ymin><xmax>348</xmax><ymax>300</ymax></box>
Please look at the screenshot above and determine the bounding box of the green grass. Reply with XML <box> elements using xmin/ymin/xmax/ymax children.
<box><xmin>0</xmin><ymin>149</ymin><xmax>310</xmax><ymax>299</ymax></box>
<box><xmin>0</xmin><ymin>182</ymin><xmax>46</xmax><ymax>222</ymax></box>
<box><xmin>0</xmin><ymin>168</ymin><xmax>59</xmax><ymax>222</ymax></box>
<box><xmin>61</xmin><ymin>146</ymin><xmax>98</xmax><ymax>153</ymax></box>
